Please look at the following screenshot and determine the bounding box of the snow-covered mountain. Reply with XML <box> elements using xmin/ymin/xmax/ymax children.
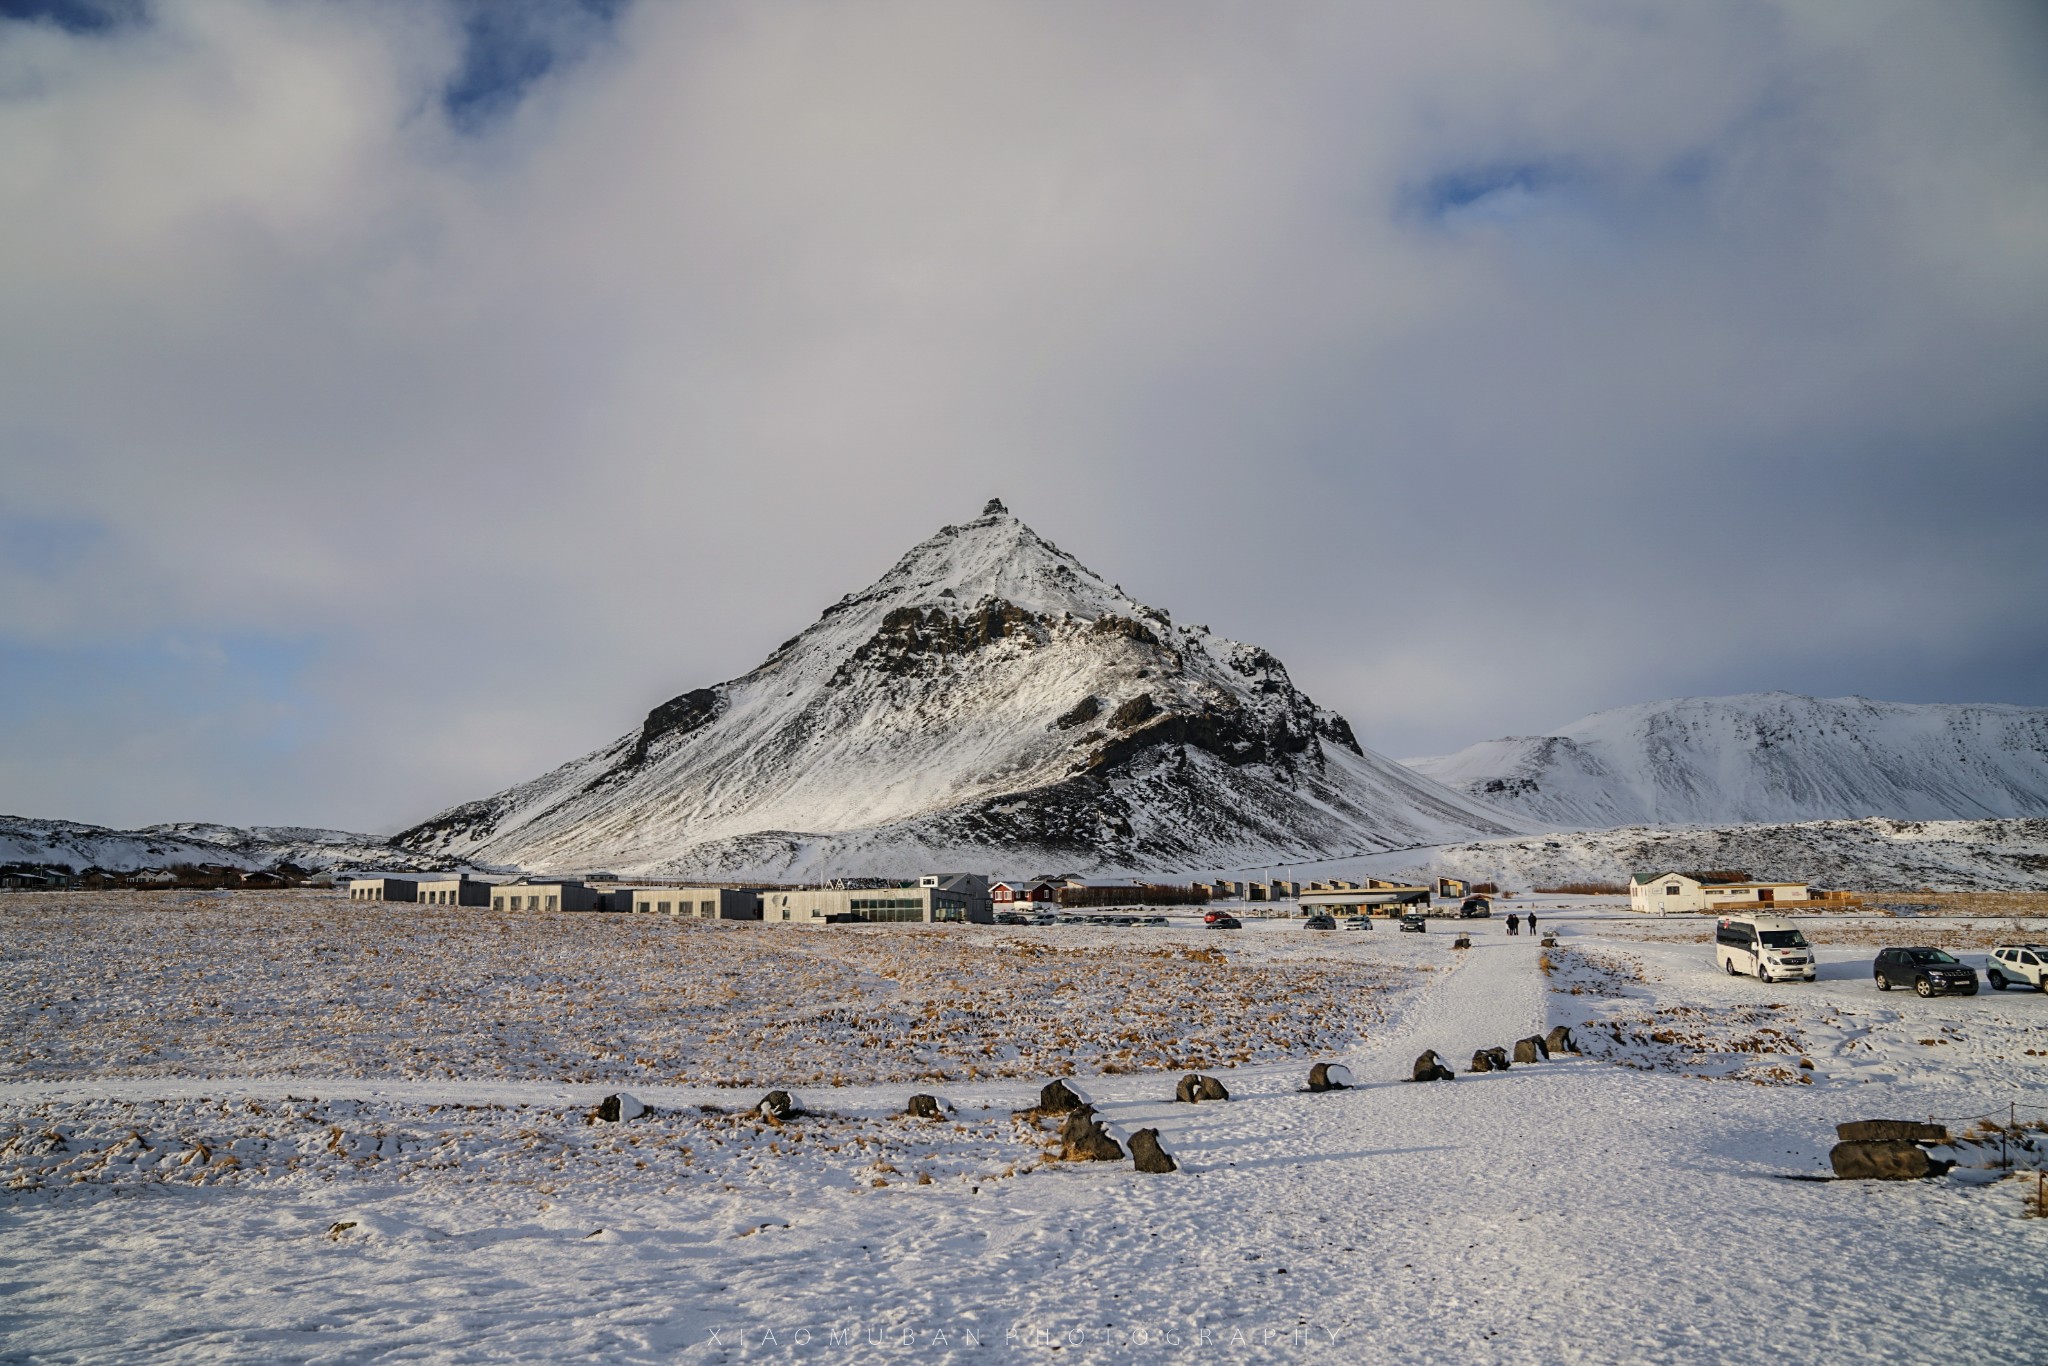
<box><xmin>0</xmin><ymin>815</ymin><xmax>467</xmax><ymax>875</ymax></box>
<box><xmin>1398</xmin><ymin>817</ymin><xmax>2048</xmax><ymax>893</ymax></box>
<box><xmin>397</xmin><ymin>501</ymin><xmax>1516</xmax><ymax>877</ymax></box>
<box><xmin>1406</xmin><ymin>693</ymin><xmax>2048</xmax><ymax>829</ymax></box>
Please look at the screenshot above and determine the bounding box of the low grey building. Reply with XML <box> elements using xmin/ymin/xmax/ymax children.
<box><xmin>348</xmin><ymin>877</ymin><xmax>417</xmax><ymax>902</ymax></box>
<box><xmin>415</xmin><ymin>875</ymin><xmax>492</xmax><ymax>907</ymax></box>
<box><xmin>759</xmin><ymin>882</ymin><xmax>990</xmax><ymax>925</ymax></box>
<box><xmin>490</xmin><ymin>881</ymin><xmax>600</xmax><ymax>913</ymax></box>
<box><xmin>626</xmin><ymin>886</ymin><xmax>761</xmax><ymax>920</ymax></box>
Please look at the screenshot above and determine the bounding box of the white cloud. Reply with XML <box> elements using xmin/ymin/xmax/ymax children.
<box><xmin>0</xmin><ymin>0</ymin><xmax>2043</xmax><ymax>828</ymax></box>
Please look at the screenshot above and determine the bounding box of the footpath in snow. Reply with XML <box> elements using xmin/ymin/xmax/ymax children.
<box><xmin>4</xmin><ymin>915</ymin><xmax>2046</xmax><ymax>1363</ymax></box>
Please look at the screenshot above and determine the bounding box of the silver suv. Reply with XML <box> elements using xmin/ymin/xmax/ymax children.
<box><xmin>1986</xmin><ymin>944</ymin><xmax>2048</xmax><ymax>992</ymax></box>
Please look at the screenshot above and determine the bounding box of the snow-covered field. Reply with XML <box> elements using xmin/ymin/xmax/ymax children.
<box><xmin>4</xmin><ymin>892</ymin><xmax>2046</xmax><ymax>1363</ymax></box>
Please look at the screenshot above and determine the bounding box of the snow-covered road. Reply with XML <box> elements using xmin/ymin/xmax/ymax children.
<box><xmin>4</xmin><ymin>922</ymin><xmax>2044</xmax><ymax>1364</ymax></box>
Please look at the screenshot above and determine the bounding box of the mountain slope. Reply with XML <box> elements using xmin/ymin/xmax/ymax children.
<box><xmin>397</xmin><ymin>501</ymin><xmax>1516</xmax><ymax>876</ymax></box>
<box><xmin>0</xmin><ymin>815</ymin><xmax>466</xmax><ymax>875</ymax></box>
<box><xmin>1406</xmin><ymin>693</ymin><xmax>2048</xmax><ymax>828</ymax></box>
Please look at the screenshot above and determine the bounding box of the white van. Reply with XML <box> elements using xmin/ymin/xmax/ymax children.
<box><xmin>1715</xmin><ymin>915</ymin><xmax>1816</xmax><ymax>982</ymax></box>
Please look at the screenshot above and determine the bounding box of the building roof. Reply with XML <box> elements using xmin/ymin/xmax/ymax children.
<box><xmin>1631</xmin><ymin>871</ymin><xmax>1805</xmax><ymax>888</ymax></box>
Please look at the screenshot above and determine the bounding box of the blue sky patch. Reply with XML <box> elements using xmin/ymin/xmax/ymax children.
<box><xmin>442</xmin><ymin>0</ymin><xmax>627</xmax><ymax>133</ymax></box>
<box><xmin>0</xmin><ymin>0</ymin><xmax>142</xmax><ymax>35</ymax></box>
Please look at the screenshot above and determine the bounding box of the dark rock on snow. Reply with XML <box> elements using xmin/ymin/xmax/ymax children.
<box><xmin>1829</xmin><ymin>1139</ymin><xmax>1954</xmax><ymax>1180</ymax></box>
<box><xmin>596</xmin><ymin>1093</ymin><xmax>646</xmax><ymax>1123</ymax></box>
<box><xmin>1128</xmin><ymin>1128</ymin><xmax>1177</xmax><ymax>1173</ymax></box>
<box><xmin>904</xmin><ymin>1093</ymin><xmax>944</xmax><ymax>1120</ymax></box>
<box><xmin>1060</xmin><ymin>1108</ymin><xmax>1125</xmax><ymax>1162</ymax></box>
<box><xmin>1835</xmin><ymin>1119</ymin><xmax>1949</xmax><ymax>1144</ymax></box>
<box><xmin>1307</xmin><ymin>1062</ymin><xmax>1355</xmax><ymax>1092</ymax></box>
<box><xmin>758</xmin><ymin>1090</ymin><xmax>797</xmax><ymax>1121</ymax></box>
<box><xmin>1176</xmin><ymin>1073</ymin><xmax>1229</xmax><ymax>1103</ymax></box>
<box><xmin>1038</xmin><ymin>1079</ymin><xmax>1087</xmax><ymax>1114</ymax></box>
<box><xmin>1544</xmin><ymin>1025</ymin><xmax>1580</xmax><ymax>1056</ymax></box>
<box><xmin>1410</xmin><ymin>1051</ymin><xmax>1455</xmax><ymax>1083</ymax></box>
<box><xmin>1468</xmin><ymin>1047</ymin><xmax>1511</xmax><ymax>1073</ymax></box>
<box><xmin>1512</xmin><ymin>1036</ymin><xmax>1549</xmax><ymax>1065</ymax></box>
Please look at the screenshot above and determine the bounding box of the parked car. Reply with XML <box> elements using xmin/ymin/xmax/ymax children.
<box><xmin>1027</xmin><ymin>912</ymin><xmax>1058</xmax><ymax>926</ymax></box>
<box><xmin>1202</xmin><ymin>910</ymin><xmax>1232</xmax><ymax>925</ymax></box>
<box><xmin>1715</xmin><ymin>915</ymin><xmax>1816</xmax><ymax>982</ymax></box>
<box><xmin>1398</xmin><ymin>913</ymin><xmax>1427</xmax><ymax>933</ymax></box>
<box><xmin>1458</xmin><ymin>896</ymin><xmax>1492</xmax><ymax>918</ymax></box>
<box><xmin>1207</xmin><ymin>913</ymin><xmax>1243</xmax><ymax>930</ymax></box>
<box><xmin>995</xmin><ymin>911</ymin><xmax>1030</xmax><ymax>926</ymax></box>
<box><xmin>1873</xmin><ymin>947</ymin><xmax>1979</xmax><ymax>997</ymax></box>
<box><xmin>1138</xmin><ymin>915</ymin><xmax>1168</xmax><ymax>927</ymax></box>
<box><xmin>1985</xmin><ymin>945</ymin><xmax>2048</xmax><ymax>992</ymax></box>
<box><xmin>1303</xmin><ymin>914</ymin><xmax>1337</xmax><ymax>930</ymax></box>
<box><xmin>1341</xmin><ymin>916</ymin><xmax>1373</xmax><ymax>931</ymax></box>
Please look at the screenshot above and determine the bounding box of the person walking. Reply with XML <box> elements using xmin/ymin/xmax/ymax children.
<box><xmin>1526</xmin><ymin>911</ymin><xmax>1539</xmax><ymax>937</ymax></box>
<box><xmin>1506</xmin><ymin>912</ymin><xmax>1520</xmax><ymax>936</ymax></box>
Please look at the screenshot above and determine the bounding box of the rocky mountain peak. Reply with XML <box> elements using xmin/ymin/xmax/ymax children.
<box><xmin>395</xmin><ymin>507</ymin><xmax>1514</xmax><ymax>876</ymax></box>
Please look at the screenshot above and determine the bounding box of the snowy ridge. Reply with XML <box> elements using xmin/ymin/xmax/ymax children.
<box><xmin>1407</xmin><ymin>693</ymin><xmax>2048</xmax><ymax>828</ymax></box>
<box><xmin>396</xmin><ymin>502</ymin><xmax>1518</xmax><ymax>876</ymax></box>
<box><xmin>0</xmin><ymin>815</ymin><xmax>471</xmax><ymax>876</ymax></box>
<box><xmin>1373</xmin><ymin>817</ymin><xmax>2048</xmax><ymax>892</ymax></box>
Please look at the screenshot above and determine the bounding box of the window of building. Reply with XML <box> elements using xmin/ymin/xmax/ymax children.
<box><xmin>701</xmin><ymin>900</ymin><xmax>716</xmax><ymax>916</ymax></box>
<box><xmin>546</xmin><ymin>896</ymin><xmax>558</xmax><ymax>912</ymax></box>
<box><xmin>658</xmin><ymin>900</ymin><xmax>670</xmax><ymax>914</ymax></box>
<box><xmin>1665</xmin><ymin>885</ymin><xmax>1680</xmax><ymax>895</ymax></box>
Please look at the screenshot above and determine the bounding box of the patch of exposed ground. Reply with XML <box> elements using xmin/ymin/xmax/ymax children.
<box><xmin>0</xmin><ymin>892</ymin><xmax>1414</xmax><ymax>1087</ymax></box>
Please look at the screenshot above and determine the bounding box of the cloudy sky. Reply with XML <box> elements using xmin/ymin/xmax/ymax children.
<box><xmin>2</xmin><ymin>0</ymin><xmax>2045</xmax><ymax>834</ymax></box>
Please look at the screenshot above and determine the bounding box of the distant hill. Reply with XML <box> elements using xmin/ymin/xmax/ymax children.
<box><xmin>1406</xmin><ymin>693</ymin><xmax>2048</xmax><ymax>829</ymax></box>
<box><xmin>0</xmin><ymin>816</ymin><xmax>465</xmax><ymax>876</ymax></box>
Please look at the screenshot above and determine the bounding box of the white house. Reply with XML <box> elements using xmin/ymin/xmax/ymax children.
<box><xmin>1629</xmin><ymin>871</ymin><xmax>1810</xmax><ymax>914</ymax></box>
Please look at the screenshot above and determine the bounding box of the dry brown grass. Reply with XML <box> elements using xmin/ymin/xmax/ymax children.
<box><xmin>0</xmin><ymin>890</ymin><xmax>1411</xmax><ymax>1087</ymax></box>
<box><xmin>1854</xmin><ymin>891</ymin><xmax>2048</xmax><ymax>917</ymax></box>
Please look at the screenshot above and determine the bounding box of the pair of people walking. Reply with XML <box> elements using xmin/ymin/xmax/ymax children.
<box><xmin>1505</xmin><ymin>911</ymin><xmax>1539</xmax><ymax>936</ymax></box>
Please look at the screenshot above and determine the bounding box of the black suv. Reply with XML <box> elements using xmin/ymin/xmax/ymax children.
<box><xmin>1458</xmin><ymin>896</ymin><xmax>1492</xmax><ymax>918</ymax></box>
<box><xmin>1873</xmin><ymin>947</ymin><xmax>1978</xmax><ymax>997</ymax></box>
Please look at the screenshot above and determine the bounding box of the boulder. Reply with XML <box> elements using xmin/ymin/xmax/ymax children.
<box><xmin>1835</xmin><ymin>1120</ymin><xmax>1949</xmax><ymax>1144</ymax></box>
<box><xmin>1059</xmin><ymin>1109</ymin><xmax>1125</xmax><ymax>1162</ymax></box>
<box><xmin>1175</xmin><ymin>1074</ymin><xmax>1229</xmax><ymax>1103</ymax></box>
<box><xmin>1829</xmin><ymin>1139</ymin><xmax>1954</xmax><ymax>1180</ymax></box>
<box><xmin>1307</xmin><ymin>1062</ymin><xmax>1355</xmax><ymax>1092</ymax></box>
<box><xmin>1540</xmin><ymin>935</ymin><xmax>1558</xmax><ymax>947</ymax></box>
<box><xmin>1410</xmin><ymin>1050</ymin><xmax>1455</xmax><ymax>1083</ymax></box>
<box><xmin>1544</xmin><ymin>1025</ymin><xmax>1580</xmax><ymax>1056</ymax></box>
<box><xmin>1037</xmin><ymin>1079</ymin><xmax>1088</xmax><ymax>1114</ymax></box>
<box><xmin>1468</xmin><ymin>1047</ymin><xmax>1511</xmax><ymax>1073</ymax></box>
<box><xmin>758</xmin><ymin>1090</ymin><xmax>798</xmax><ymax>1121</ymax></box>
<box><xmin>1452</xmin><ymin>935</ymin><xmax>1472</xmax><ymax>950</ymax></box>
<box><xmin>596</xmin><ymin>1093</ymin><xmax>646</xmax><ymax>1123</ymax></box>
<box><xmin>1128</xmin><ymin>1128</ymin><xmax>1177</xmax><ymax>1173</ymax></box>
<box><xmin>904</xmin><ymin>1093</ymin><xmax>944</xmax><ymax>1120</ymax></box>
<box><xmin>1512</xmin><ymin>1036</ymin><xmax>1549</xmax><ymax>1065</ymax></box>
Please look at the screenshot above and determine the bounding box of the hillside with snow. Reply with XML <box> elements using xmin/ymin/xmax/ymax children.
<box><xmin>0</xmin><ymin>815</ymin><xmax>466</xmax><ymax>876</ymax></box>
<box><xmin>1369</xmin><ymin>817</ymin><xmax>2048</xmax><ymax>892</ymax></box>
<box><xmin>396</xmin><ymin>501</ymin><xmax>1516</xmax><ymax>877</ymax></box>
<box><xmin>1406</xmin><ymin>693</ymin><xmax>2048</xmax><ymax>829</ymax></box>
